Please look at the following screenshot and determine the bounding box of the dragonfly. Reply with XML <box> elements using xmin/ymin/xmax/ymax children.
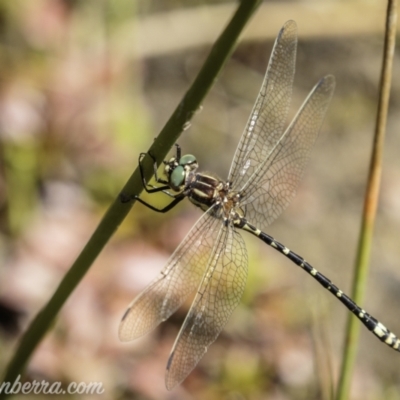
<box><xmin>119</xmin><ymin>20</ymin><xmax>400</xmax><ymax>390</ymax></box>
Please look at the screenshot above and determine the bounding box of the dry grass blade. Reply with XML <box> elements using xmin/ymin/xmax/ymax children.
<box><xmin>336</xmin><ymin>1</ymin><xmax>398</xmax><ymax>399</ymax></box>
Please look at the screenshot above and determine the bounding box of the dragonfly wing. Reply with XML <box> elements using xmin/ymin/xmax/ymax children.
<box><xmin>119</xmin><ymin>208</ymin><xmax>222</xmax><ymax>341</ymax></box>
<box><xmin>165</xmin><ymin>225</ymin><xmax>248</xmax><ymax>390</ymax></box>
<box><xmin>228</xmin><ymin>20</ymin><xmax>297</xmax><ymax>190</ymax></box>
<box><xmin>241</xmin><ymin>75</ymin><xmax>335</xmax><ymax>230</ymax></box>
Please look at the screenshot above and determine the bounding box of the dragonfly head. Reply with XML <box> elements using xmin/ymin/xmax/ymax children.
<box><xmin>164</xmin><ymin>154</ymin><xmax>198</xmax><ymax>191</ymax></box>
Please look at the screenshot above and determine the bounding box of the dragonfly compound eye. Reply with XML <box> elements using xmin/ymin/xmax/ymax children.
<box><xmin>170</xmin><ymin>165</ymin><xmax>186</xmax><ymax>189</ymax></box>
<box><xmin>179</xmin><ymin>154</ymin><xmax>197</xmax><ymax>166</ymax></box>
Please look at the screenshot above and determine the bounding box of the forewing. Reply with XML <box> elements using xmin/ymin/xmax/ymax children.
<box><xmin>240</xmin><ymin>75</ymin><xmax>336</xmax><ymax>231</ymax></box>
<box><xmin>228</xmin><ymin>20</ymin><xmax>297</xmax><ymax>190</ymax></box>
<box><xmin>165</xmin><ymin>226</ymin><xmax>248</xmax><ymax>390</ymax></box>
<box><xmin>119</xmin><ymin>208</ymin><xmax>222</xmax><ymax>341</ymax></box>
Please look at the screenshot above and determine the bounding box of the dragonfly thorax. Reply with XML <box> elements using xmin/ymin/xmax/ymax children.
<box><xmin>186</xmin><ymin>172</ymin><xmax>244</xmax><ymax>223</ymax></box>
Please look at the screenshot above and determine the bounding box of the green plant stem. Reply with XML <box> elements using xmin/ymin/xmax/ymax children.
<box><xmin>1</xmin><ymin>0</ymin><xmax>262</xmax><ymax>393</ymax></box>
<box><xmin>336</xmin><ymin>1</ymin><xmax>397</xmax><ymax>399</ymax></box>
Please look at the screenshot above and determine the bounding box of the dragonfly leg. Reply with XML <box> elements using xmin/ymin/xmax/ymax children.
<box><xmin>138</xmin><ymin>152</ymin><xmax>170</xmax><ymax>193</ymax></box>
<box><xmin>174</xmin><ymin>143</ymin><xmax>182</xmax><ymax>162</ymax></box>
<box><xmin>134</xmin><ymin>193</ymin><xmax>185</xmax><ymax>213</ymax></box>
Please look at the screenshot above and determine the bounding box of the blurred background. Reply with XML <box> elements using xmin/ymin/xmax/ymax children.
<box><xmin>0</xmin><ymin>0</ymin><xmax>399</xmax><ymax>399</ymax></box>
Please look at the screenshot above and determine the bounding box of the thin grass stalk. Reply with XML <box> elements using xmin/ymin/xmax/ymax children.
<box><xmin>336</xmin><ymin>1</ymin><xmax>398</xmax><ymax>399</ymax></box>
<box><xmin>0</xmin><ymin>0</ymin><xmax>263</xmax><ymax>394</ymax></box>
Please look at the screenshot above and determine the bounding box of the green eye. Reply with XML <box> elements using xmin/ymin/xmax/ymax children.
<box><xmin>179</xmin><ymin>154</ymin><xmax>196</xmax><ymax>166</ymax></box>
<box><xmin>170</xmin><ymin>166</ymin><xmax>185</xmax><ymax>188</ymax></box>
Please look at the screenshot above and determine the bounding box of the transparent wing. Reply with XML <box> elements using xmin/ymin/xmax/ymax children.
<box><xmin>165</xmin><ymin>225</ymin><xmax>248</xmax><ymax>390</ymax></box>
<box><xmin>119</xmin><ymin>208</ymin><xmax>222</xmax><ymax>341</ymax></box>
<box><xmin>228</xmin><ymin>20</ymin><xmax>297</xmax><ymax>190</ymax></box>
<box><xmin>240</xmin><ymin>75</ymin><xmax>336</xmax><ymax>231</ymax></box>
